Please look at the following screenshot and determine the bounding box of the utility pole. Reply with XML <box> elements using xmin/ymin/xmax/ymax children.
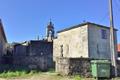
<box><xmin>109</xmin><ymin>0</ymin><xmax>117</xmax><ymax>77</ymax></box>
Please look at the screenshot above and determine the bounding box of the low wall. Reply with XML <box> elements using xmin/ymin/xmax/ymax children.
<box><xmin>0</xmin><ymin>55</ymin><xmax>54</xmax><ymax>71</ymax></box>
<box><xmin>12</xmin><ymin>56</ymin><xmax>54</xmax><ymax>71</ymax></box>
<box><xmin>117</xmin><ymin>60</ymin><xmax>120</xmax><ymax>77</ymax></box>
<box><xmin>56</xmin><ymin>57</ymin><xmax>91</xmax><ymax>77</ymax></box>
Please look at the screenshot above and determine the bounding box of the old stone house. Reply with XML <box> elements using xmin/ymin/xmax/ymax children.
<box><xmin>7</xmin><ymin>21</ymin><xmax>55</xmax><ymax>71</ymax></box>
<box><xmin>11</xmin><ymin>40</ymin><xmax>53</xmax><ymax>71</ymax></box>
<box><xmin>0</xmin><ymin>19</ymin><xmax>8</xmax><ymax>67</ymax></box>
<box><xmin>53</xmin><ymin>22</ymin><xmax>117</xmax><ymax>76</ymax></box>
<box><xmin>54</xmin><ymin>22</ymin><xmax>117</xmax><ymax>60</ymax></box>
<box><xmin>0</xmin><ymin>19</ymin><xmax>7</xmax><ymax>55</ymax></box>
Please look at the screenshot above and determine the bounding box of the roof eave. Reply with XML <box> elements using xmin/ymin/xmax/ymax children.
<box><xmin>57</xmin><ymin>22</ymin><xmax>118</xmax><ymax>33</ymax></box>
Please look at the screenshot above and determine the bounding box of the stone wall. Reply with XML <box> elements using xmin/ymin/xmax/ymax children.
<box><xmin>13</xmin><ymin>44</ymin><xmax>27</xmax><ymax>56</ymax></box>
<box><xmin>13</xmin><ymin>56</ymin><xmax>51</xmax><ymax>71</ymax></box>
<box><xmin>56</xmin><ymin>57</ymin><xmax>91</xmax><ymax>77</ymax></box>
<box><xmin>1</xmin><ymin>40</ymin><xmax>54</xmax><ymax>71</ymax></box>
<box><xmin>88</xmin><ymin>24</ymin><xmax>117</xmax><ymax>60</ymax></box>
<box><xmin>0</xmin><ymin>21</ymin><xmax>7</xmax><ymax>55</ymax></box>
<box><xmin>117</xmin><ymin>60</ymin><xmax>120</xmax><ymax>76</ymax></box>
<box><xmin>54</xmin><ymin>23</ymin><xmax>118</xmax><ymax>61</ymax></box>
<box><xmin>0</xmin><ymin>55</ymin><xmax>54</xmax><ymax>72</ymax></box>
<box><xmin>53</xmin><ymin>25</ymin><xmax>89</xmax><ymax>61</ymax></box>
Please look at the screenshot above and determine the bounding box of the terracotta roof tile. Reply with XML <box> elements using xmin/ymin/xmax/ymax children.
<box><xmin>118</xmin><ymin>44</ymin><xmax>120</xmax><ymax>52</ymax></box>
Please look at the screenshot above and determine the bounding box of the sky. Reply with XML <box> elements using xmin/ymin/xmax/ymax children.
<box><xmin>0</xmin><ymin>0</ymin><xmax>120</xmax><ymax>43</ymax></box>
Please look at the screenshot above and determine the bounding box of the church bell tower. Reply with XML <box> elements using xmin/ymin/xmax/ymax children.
<box><xmin>46</xmin><ymin>20</ymin><xmax>54</xmax><ymax>42</ymax></box>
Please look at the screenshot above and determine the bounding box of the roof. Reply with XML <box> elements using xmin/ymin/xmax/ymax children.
<box><xmin>118</xmin><ymin>44</ymin><xmax>120</xmax><ymax>52</ymax></box>
<box><xmin>12</xmin><ymin>41</ymin><xmax>28</xmax><ymax>46</ymax></box>
<box><xmin>13</xmin><ymin>39</ymin><xmax>53</xmax><ymax>46</ymax></box>
<box><xmin>0</xmin><ymin>19</ymin><xmax>7</xmax><ymax>42</ymax></box>
<box><xmin>57</xmin><ymin>22</ymin><xmax>117</xmax><ymax>33</ymax></box>
<box><xmin>29</xmin><ymin>40</ymin><xmax>52</xmax><ymax>43</ymax></box>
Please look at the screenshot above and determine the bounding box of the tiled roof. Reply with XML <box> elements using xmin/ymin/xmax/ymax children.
<box><xmin>118</xmin><ymin>44</ymin><xmax>120</xmax><ymax>52</ymax></box>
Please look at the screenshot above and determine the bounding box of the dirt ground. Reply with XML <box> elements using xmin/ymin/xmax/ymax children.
<box><xmin>0</xmin><ymin>72</ymin><xmax>74</xmax><ymax>80</ymax></box>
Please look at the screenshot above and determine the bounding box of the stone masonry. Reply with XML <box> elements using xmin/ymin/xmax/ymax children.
<box><xmin>56</xmin><ymin>57</ymin><xmax>91</xmax><ymax>77</ymax></box>
<box><xmin>54</xmin><ymin>22</ymin><xmax>118</xmax><ymax>77</ymax></box>
<box><xmin>8</xmin><ymin>40</ymin><xmax>54</xmax><ymax>71</ymax></box>
<box><xmin>53</xmin><ymin>22</ymin><xmax>118</xmax><ymax>61</ymax></box>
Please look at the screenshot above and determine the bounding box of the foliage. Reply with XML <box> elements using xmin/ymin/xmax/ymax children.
<box><xmin>0</xmin><ymin>70</ymin><xmax>38</xmax><ymax>78</ymax></box>
<box><xmin>74</xmin><ymin>75</ymin><xmax>82</xmax><ymax>80</ymax></box>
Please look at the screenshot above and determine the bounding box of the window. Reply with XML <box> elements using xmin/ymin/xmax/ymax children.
<box><xmin>60</xmin><ymin>45</ymin><xmax>63</xmax><ymax>57</ymax></box>
<box><xmin>101</xmin><ymin>29</ymin><xmax>107</xmax><ymax>39</ymax></box>
<box><xmin>66</xmin><ymin>45</ymin><xmax>69</xmax><ymax>54</ymax></box>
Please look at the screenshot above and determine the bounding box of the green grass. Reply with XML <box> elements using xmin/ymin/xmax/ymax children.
<box><xmin>0</xmin><ymin>70</ymin><xmax>39</xmax><ymax>78</ymax></box>
<box><xmin>0</xmin><ymin>68</ymin><xmax>55</xmax><ymax>78</ymax></box>
<box><xmin>74</xmin><ymin>75</ymin><xmax>82</xmax><ymax>80</ymax></box>
<box><xmin>0</xmin><ymin>70</ymin><xmax>95</xmax><ymax>80</ymax></box>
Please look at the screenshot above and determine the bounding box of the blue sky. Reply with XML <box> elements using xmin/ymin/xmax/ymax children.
<box><xmin>0</xmin><ymin>0</ymin><xmax>120</xmax><ymax>43</ymax></box>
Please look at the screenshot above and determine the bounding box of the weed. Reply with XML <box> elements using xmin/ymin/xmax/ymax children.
<box><xmin>0</xmin><ymin>70</ymin><xmax>37</xmax><ymax>78</ymax></box>
<box><xmin>74</xmin><ymin>75</ymin><xmax>82</xmax><ymax>80</ymax></box>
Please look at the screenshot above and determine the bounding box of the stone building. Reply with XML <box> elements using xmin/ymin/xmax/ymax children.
<box><xmin>53</xmin><ymin>22</ymin><xmax>117</xmax><ymax>76</ymax></box>
<box><xmin>12</xmin><ymin>40</ymin><xmax>53</xmax><ymax>71</ymax></box>
<box><xmin>54</xmin><ymin>22</ymin><xmax>117</xmax><ymax>60</ymax></box>
<box><xmin>10</xmin><ymin>21</ymin><xmax>55</xmax><ymax>71</ymax></box>
<box><xmin>12</xmin><ymin>42</ymin><xmax>28</xmax><ymax>56</ymax></box>
<box><xmin>0</xmin><ymin>19</ymin><xmax>7</xmax><ymax>55</ymax></box>
<box><xmin>0</xmin><ymin>19</ymin><xmax>8</xmax><ymax>71</ymax></box>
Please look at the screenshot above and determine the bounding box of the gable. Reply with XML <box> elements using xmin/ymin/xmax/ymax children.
<box><xmin>0</xmin><ymin>20</ymin><xmax>7</xmax><ymax>43</ymax></box>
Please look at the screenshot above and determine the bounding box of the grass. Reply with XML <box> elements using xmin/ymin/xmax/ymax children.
<box><xmin>0</xmin><ymin>68</ymin><xmax>55</xmax><ymax>79</ymax></box>
<box><xmin>0</xmin><ymin>70</ymin><xmax>112</xmax><ymax>80</ymax></box>
<box><xmin>74</xmin><ymin>75</ymin><xmax>82</xmax><ymax>80</ymax></box>
<box><xmin>0</xmin><ymin>70</ymin><xmax>113</xmax><ymax>80</ymax></box>
<box><xmin>0</xmin><ymin>70</ymin><xmax>38</xmax><ymax>78</ymax></box>
<box><xmin>48</xmin><ymin>68</ymin><xmax>55</xmax><ymax>73</ymax></box>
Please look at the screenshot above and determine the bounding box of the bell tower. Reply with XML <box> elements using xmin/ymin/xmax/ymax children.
<box><xmin>46</xmin><ymin>20</ymin><xmax>54</xmax><ymax>42</ymax></box>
